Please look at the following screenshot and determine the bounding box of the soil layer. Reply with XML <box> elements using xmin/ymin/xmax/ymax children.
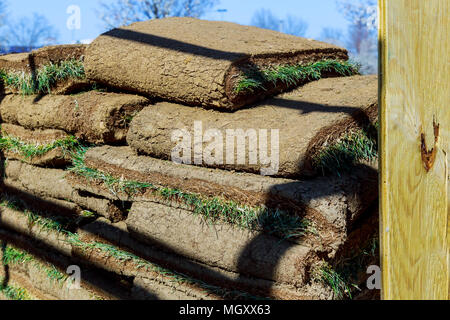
<box><xmin>1</xmin><ymin>124</ymin><xmax>73</xmax><ymax>167</ymax></box>
<box><xmin>127</xmin><ymin>201</ymin><xmax>311</xmax><ymax>286</ymax></box>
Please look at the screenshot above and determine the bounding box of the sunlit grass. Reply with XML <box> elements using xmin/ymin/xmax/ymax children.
<box><xmin>1</xmin><ymin>246</ymin><xmax>68</xmax><ymax>289</ymax></box>
<box><xmin>234</xmin><ymin>59</ymin><xmax>360</xmax><ymax>94</ymax></box>
<box><xmin>0</xmin><ymin>58</ymin><xmax>85</xmax><ymax>95</ymax></box>
<box><xmin>313</xmin><ymin>236</ymin><xmax>379</xmax><ymax>299</ymax></box>
<box><xmin>0</xmin><ymin>133</ymin><xmax>82</xmax><ymax>159</ymax></box>
<box><xmin>0</xmin><ymin>279</ymin><xmax>31</xmax><ymax>300</ymax></box>
<box><xmin>312</xmin><ymin>127</ymin><xmax>378</xmax><ymax>176</ymax></box>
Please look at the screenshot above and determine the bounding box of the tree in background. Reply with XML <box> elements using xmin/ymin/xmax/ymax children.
<box><xmin>321</xmin><ymin>0</ymin><xmax>377</xmax><ymax>74</ymax></box>
<box><xmin>250</xmin><ymin>9</ymin><xmax>308</xmax><ymax>37</ymax></box>
<box><xmin>319</xmin><ymin>27</ymin><xmax>345</xmax><ymax>47</ymax></box>
<box><xmin>0</xmin><ymin>0</ymin><xmax>5</xmax><ymax>25</ymax></box>
<box><xmin>0</xmin><ymin>0</ymin><xmax>7</xmax><ymax>50</ymax></box>
<box><xmin>5</xmin><ymin>13</ymin><xmax>59</xmax><ymax>52</ymax></box>
<box><xmin>99</xmin><ymin>0</ymin><xmax>219</xmax><ymax>29</ymax></box>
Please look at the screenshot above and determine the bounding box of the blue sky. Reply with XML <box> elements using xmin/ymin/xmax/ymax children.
<box><xmin>5</xmin><ymin>0</ymin><xmax>349</xmax><ymax>44</ymax></box>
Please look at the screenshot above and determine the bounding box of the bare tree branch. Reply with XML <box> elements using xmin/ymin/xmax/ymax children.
<box><xmin>6</xmin><ymin>13</ymin><xmax>59</xmax><ymax>51</ymax></box>
<box><xmin>320</xmin><ymin>27</ymin><xmax>345</xmax><ymax>47</ymax></box>
<box><xmin>98</xmin><ymin>0</ymin><xmax>219</xmax><ymax>30</ymax></box>
<box><xmin>282</xmin><ymin>15</ymin><xmax>308</xmax><ymax>37</ymax></box>
<box><xmin>336</xmin><ymin>0</ymin><xmax>377</xmax><ymax>54</ymax></box>
<box><xmin>0</xmin><ymin>0</ymin><xmax>7</xmax><ymax>49</ymax></box>
<box><xmin>251</xmin><ymin>9</ymin><xmax>308</xmax><ymax>37</ymax></box>
<box><xmin>250</xmin><ymin>9</ymin><xmax>281</xmax><ymax>31</ymax></box>
<box><xmin>332</xmin><ymin>0</ymin><xmax>378</xmax><ymax>74</ymax></box>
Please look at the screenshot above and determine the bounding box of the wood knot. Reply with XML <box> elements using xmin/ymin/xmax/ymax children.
<box><xmin>420</xmin><ymin>119</ymin><xmax>440</xmax><ymax>172</ymax></box>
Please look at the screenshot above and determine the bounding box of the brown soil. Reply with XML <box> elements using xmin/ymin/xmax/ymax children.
<box><xmin>0</xmin><ymin>265</ymin><xmax>57</xmax><ymax>300</ymax></box>
<box><xmin>2</xmin><ymin>160</ymin><xmax>126</xmax><ymax>222</ymax></box>
<box><xmin>2</xmin><ymin>149</ymin><xmax>70</xmax><ymax>167</ymax></box>
<box><xmin>0</xmin><ymin>228</ymin><xmax>121</xmax><ymax>300</ymax></box>
<box><xmin>50</xmin><ymin>79</ymin><xmax>93</xmax><ymax>95</ymax></box>
<box><xmin>0</xmin><ymin>177</ymin><xmax>363</xmax><ymax>300</ymax></box>
<box><xmin>0</xmin><ymin>91</ymin><xmax>150</xmax><ymax>144</ymax></box>
<box><xmin>0</xmin><ymin>44</ymin><xmax>87</xmax><ymax>73</ymax></box>
<box><xmin>0</xmin><ymin>206</ymin><xmax>74</xmax><ymax>256</ymax></box>
<box><xmin>85</xmin><ymin>17</ymin><xmax>348</xmax><ymax>110</ymax></box>
<box><xmin>127</xmin><ymin>75</ymin><xmax>378</xmax><ymax>178</ymax></box>
<box><xmin>0</xmin><ymin>211</ymin><xmax>240</xmax><ymax>300</ymax></box>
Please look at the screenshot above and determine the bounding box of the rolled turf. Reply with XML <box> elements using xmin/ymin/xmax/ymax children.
<box><xmin>66</xmin><ymin>145</ymin><xmax>378</xmax><ymax>233</ymax></box>
<box><xmin>0</xmin><ymin>44</ymin><xmax>86</xmax><ymax>73</ymax></box>
<box><xmin>85</xmin><ymin>17</ymin><xmax>350</xmax><ymax>110</ymax></box>
<box><xmin>0</xmin><ymin>91</ymin><xmax>150</xmax><ymax>144</ymax></box>
<box><xmin>127</xmin><ymin>75</ymin><xmax>378</xmax><ymax>178</ymax></box>
<box><xmin>2</xmin><ymin>160</ymin><xmax>126</xmax><ymax>222</ymax></box>
<box><xmin>0</xmin><ymin>124</ymin><xmax>77</xmax><ymax>167</ymax></box>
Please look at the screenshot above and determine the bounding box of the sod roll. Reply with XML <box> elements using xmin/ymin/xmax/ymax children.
<box><xmin>127</xmin><ymin>75</ymin><xmax>378</xmax><ymax>177</ymax></box>
<box><xmin>1</xmin><ymin>123</ymin><xmax>69</xmax><ymax>143</ymax></box>
<box><xmin>79</xmin><ymin>217</ymin><xmax>328</xmax><ymax>300</ymax></box>
<box><xmin>127</xmin><ymin>201</ymin><xmax>311</xmax><ymax>286</ymax></box>
<box><xmin>85</xmin><ymin>17</ymin><xmax>349</xmax><ymax>110</ymax></box>
<box><xmin>0</xmin><ymin>44</ymin><xmax>86</xmax><ymax>73</ymax></box>
<box><xmin>2</xmin><ymin>160</ymin><xmax>126</xmax><ymax>222</ymax></box>
<box><xmin>0</xmin><ymin>124</ymin><xmax>74</xmax><ymax>167</ymax></box>
<box><xmin>67</xmin><ymin>145</ymin><xmax>378</xmax><ymax>232</ymax></box>
<box><xmin>0</xmin><ymin>92</ymin><xmax>150</xmax><ymax>144</ymax></box>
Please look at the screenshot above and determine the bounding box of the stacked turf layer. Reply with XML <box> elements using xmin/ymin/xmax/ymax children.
<box><xmin>62</xmin><ymin>145</ymin><xmax>378</xmax><ymax>298</ymax></box>
<box><xmin>0</xmin><ymin>92</ymin><xmax>149</xmax><ymax>144</ymax></box>
<box><xmin>0</xmin><ymin>204</ymin><xmax>255</xmax><ymax>300</ymax></box>
<box><xmin>85</xmin><ymin>17</ymin><xmax>351</xmax><ymax>110</ymax></box>
<box><xmin>0</xmin><ymin>124</ymin><xmax>75</xmax><ymax>167</ymax></box>
<box><xmin>127</xmin><ymin>75</ymin><xmax>378</xmax><ymax>177</ymax></box>
<box><xmin>0</xmin><ymin>19</ymin><xmax>380</xmax><ymax>301</ymax></box>
<box><xmin>0</xmin><ymin>44</ymin><xmax>91</xmax><ymax>95</ymax></box>
<box><xmin>0</xmin><ymin>44</ymin><xmax>86</xmax><ymax>72</ymax></box>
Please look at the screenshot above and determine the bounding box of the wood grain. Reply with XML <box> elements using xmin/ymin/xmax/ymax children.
<box><xmin>379</xmin><ymin>0</ymin><xmax>449</xmax><ymax>300</ymax></box>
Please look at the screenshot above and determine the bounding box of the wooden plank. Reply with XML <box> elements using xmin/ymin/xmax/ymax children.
<box><xmin>379</xmin><ymin>0</ymin><xmax>449</xmax><ymax>300</ymax></box>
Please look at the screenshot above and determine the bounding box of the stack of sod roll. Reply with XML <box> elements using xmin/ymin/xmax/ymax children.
<box><xmin>0</xmin><ymin>18</ymin><xmax>379</xmax><ymax>301</ymax></box>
